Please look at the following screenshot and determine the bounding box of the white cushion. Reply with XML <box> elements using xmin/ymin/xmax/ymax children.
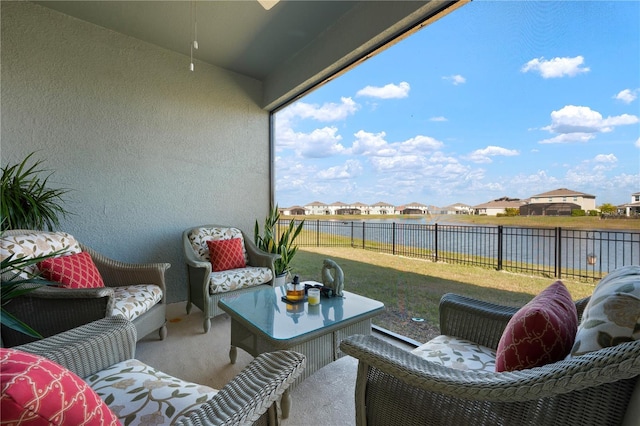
<box><xmin>570</xmin><ymin>265</ymin><xmax>640</xmax><ymax>356</ymax></box>
<box><xmin>85</xmin><ymin>359</ymin><xmax>218</xmax><ymax>425</ymax></box>
<box><xmin>188</xmin><ymin>227</ymin><xmax>249</xmax><ymax>264</ymax></box>
<box><xmin>209</xmin><ymin>267</ymin><xmax>273</xmax><ymax>294</ymax></box>
<box><xmin>111</xmin><ymin>285</ymin><xmax>163</xmax><ymax>321</ymax></box>
<box><xmin>411</xmin><ymin>335</ymin><xmax>496</xmax><ymax>372</ymax></box>
<box><xmin>0</xmin><ymin>231</ymin><xmax>82</xmax><ymax>277</ymax></box>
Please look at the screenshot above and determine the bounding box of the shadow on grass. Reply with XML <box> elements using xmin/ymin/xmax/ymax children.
<box><xmin>291</xmin><ymin>249</ymin><xmax>537</xmax><ymax>343</ymax></box>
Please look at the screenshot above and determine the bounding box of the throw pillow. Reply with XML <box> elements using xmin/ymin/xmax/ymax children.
<box><xmin>0</xmin><ymin>348</ymin><xmax>119</xmax><ymax>425</ymax></box>
<box><xmin>570</xmin><ymin>265</ymin><xmax>640</xmax><ymax>357</ymax></box>
<box><xmin>495</xmin><ymin>280</ymin><xmax>578</xmax><ymax>372</ymax></box>
<box><xmin>38</xmin><ymin>251</ymin><xmax>105</xmax><ymax>289</ymax></box>
<box><xmin>207</xmin><ymin>238</ymin><xmax>246</xmax><ymax>272</ymax></box>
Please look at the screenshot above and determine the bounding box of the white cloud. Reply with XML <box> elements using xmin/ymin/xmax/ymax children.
<box><xmin>317</xmin><ymin>159</ymin><xmax>363</xmax><ymax>180</ymax></box>
<box><xmin>443</xmin><ymin>74</ymin><xmax>466</xmax><ymax>85</ymax></box>
<box><xmin>539</xmin><ymin>133</ymin><xmax>596</xmax><ymax>144</ymax></box>
<box><xmin>593</xmin><ymin>153</ymin><xmax>617</xmax><ymax>164</ymax></box>
<box><xmin>350</xmin><ymin>131</ymin><xmax>391</xmax><ymax>156</ymax></box>
<box><xmin>614</xmin><ymin>88</ymin><xmax>638</xmax><ymax>104</ymax></box>
<box><xmin>279</xmin><ymin>97</ymin><xmax>359</xmax><ymax>123</ymax></box>
<box><xmin>349</xmin><ymin>131</ymin><xmax>443</xmax><ymax>158</ymax></box>
<box><xmin>521</xmin><ymin>55</ymin><xmax>590</xmax><ymax>78</ymax></box>
<box><xmin>429</xmin><ymin>116</ymin><xmax>448</xmax><ymax>122</ymax></box>
<box><xmin>277</xmin><ymin>125</ymin><xmax>346</xmax><ymax>158</ymax></box>
<box><xmin>636</xmin><ymin>137</ymin><xmax>640</xmax><ymax>148</ymax></box>
<box><xmin>399</xmin><ymin>135</ymin><xmax>444</xmax><ymax>153</ymax></box>
<box><xmin>356</xmin><ymin>82</ymin><xmax>410</xmax><ymax>99</ymax></box>
<box><xmin>466</xmin><ymin>146</ymin><xmax>520</xmax><ymax>164</ymax></box>
<box><xmin>539</xmin><ymin>105</ymin><xmax>639</xmax><ymax>143</ymax></box>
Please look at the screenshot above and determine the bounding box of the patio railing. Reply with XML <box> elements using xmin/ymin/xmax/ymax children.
<box><xmin>282</xmin><ymin>219</ymin><xmax>640</xmax><ymax>281</ymax></box>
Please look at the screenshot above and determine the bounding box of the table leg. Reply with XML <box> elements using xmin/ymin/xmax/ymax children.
<box><xmin>229</xmin><ymin>345</ymin><xmax>237</xmax><ymax>364</ymax></box>
<box><xmin>281</xmin><ymin>389</ymin><xmax>291</xmax><ymax>419</ymax></box>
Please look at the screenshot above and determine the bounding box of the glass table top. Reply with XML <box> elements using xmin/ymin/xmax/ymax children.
<box><xmin>218</xmin><ymin>285</ymin><xmax>384</xmax><ymax>341</ymax></box>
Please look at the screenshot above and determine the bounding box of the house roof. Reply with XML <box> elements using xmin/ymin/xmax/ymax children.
<box><xmin>36</xmin><ymin>1</ymin><xmax>466</xmax><ymax>110</ymax></box>
<box><xmin>473</xmin><ymin>197</ymin><xmax>525</xmax><ymax>209</ymax></box>
<box><xmin>531</xmin><ymin>188</ymin><xmax>596</xmax><ymax>198</ymax></box>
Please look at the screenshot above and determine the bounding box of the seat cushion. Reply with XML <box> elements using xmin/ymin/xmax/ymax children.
<box><xmin>0</xmin><ymin>348</ymin><xmax>119</xmax><ymax>425</ymax></box>
<box><xmin>209</xmin><ymin>267</ymin><xmax>273</xmax><ymax>294</ymax></box>
<box><xmin>496</xmin><ymin>280</ymin><xmax>578</xmax><ymax>372</ymax></box>
<box><xmin>0</xmin><ymin>231</ymin><xmax>82</xmax><ymax>277</ymax></box>
<box><xmin>111</xmin><ymin>285</ymin><xmax>163</xmax><ymax>321</ymax></box>
<box><xmin>188</xmin><ymin>227</ymin><xmax>249</xmax><ymax>264</ymax></box>
<box><xmin>570</xmin><ymin>265</ymin><xmax>640</xmax><ymax>357</ymax></box>
<box><xmin>411</xmin><ymin>335</ymin><xmax>496</xmax><ymax>372</ymax></box>
<box><xmin>38</xmin><ymin>252</ymin><xmax>105</xmax><ymax>289</ymax></box>
<box><xmin>84</xmin><ymin>359</ymin><xmax>218</xmax><ymax>425</ymax></box>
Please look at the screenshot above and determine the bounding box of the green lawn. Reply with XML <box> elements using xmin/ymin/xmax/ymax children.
<box><xmin>290</xmin><ymin>246</ymin><xmax>596</xmax><ymax>343</ymax></box>
<box><xmin>291</xmin><ymin>214</ymin><xmax>640</xmax><ymax>230</ymax></box>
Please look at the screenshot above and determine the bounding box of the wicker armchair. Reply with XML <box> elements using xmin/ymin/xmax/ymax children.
<box><xmin>1</xmin><ymin>230</ymin><xmax>170</xmax><ymax>347</ymax></box>
<box><xmin>14</xmin><ymin>316</ymin><xmax>306</xmax><ymax>425</ymax></box>
<box><xmin>183</xmin><ymin>225</ymin><xmax>279</xmax><ymax>333</ymax></box>
<box><xmin>340</xmin><ymin>293</ymin><xmax>640</xmax><ymax>426</ymax></box>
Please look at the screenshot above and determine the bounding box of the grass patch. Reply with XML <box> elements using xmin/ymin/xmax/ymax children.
<box><xmin>291</xmin><ymin>246</ymin><xmax>595</xmax><ymax>342</ymax></box>
<box><xmin>291</xmin><ymin>214</ymin><xmax>640</xmax><ymax>230</ymax></box>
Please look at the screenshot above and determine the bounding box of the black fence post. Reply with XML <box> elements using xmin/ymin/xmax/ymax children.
<box><xmin>350</xmin><ymin>221</ymin><xmax>354</xmax><ymax>247</ymax></box>
<box><xmin>555</xmin><ymin>227</ymin><xmax>562</xmax><ymax>279</ymax></box>
<box><xmin>392</xmin><ymin>222</ymin><xmax>396</xmax><ymax>255</ymax></box>
<box><xmin>362</xmin><ymin>221</ymin><xmax>366</xmax><ymax>250</ymax></box>
<box><xmin>497</xmin><ymin>225</ymin><xmax>503</xmax><ymax>271</ymax></box>
<box><xmin>316</xmin><ymin>219</ymin><xmax>320</xmax><ymax>247</ymax></box>
<box><xmin>434</xmin><ymin>223</ymin><xmax>439</xmax><ymax>263</ymax></box>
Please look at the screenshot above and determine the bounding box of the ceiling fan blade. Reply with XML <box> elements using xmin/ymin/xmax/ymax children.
<box><xmin>258</xmin><ymin>0</ymin><xmax>279</xmax><ymax>11</ymax></box>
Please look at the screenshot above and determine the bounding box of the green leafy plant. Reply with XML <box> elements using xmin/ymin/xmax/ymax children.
<box><xmin>1</xmin><ymin>252</ymin><xmax>61</xmax><ymax>338</ymax></box>
<box><xmin>1</xmin><ymin>152</ymin><xmax>71</xmax><ymax>231</ymax></box>
<box><xmin>254</xmin><ymin>205</ymin><xmax>305</xmax><ymax>276</ymax></box>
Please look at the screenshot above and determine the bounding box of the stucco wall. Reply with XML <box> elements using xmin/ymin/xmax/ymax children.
<box><xmin>1</xmin><ymin>2</ymin><xmax>271</xmax><ymax>304</ymax></box>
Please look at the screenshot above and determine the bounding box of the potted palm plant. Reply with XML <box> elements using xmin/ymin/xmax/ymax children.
<box><xmin>1</xmin><ymin>152</ymin><xmax>71</xmax><ymax>231</ymax></box>
<box><xmin>1</xmin><ymin>253</ymin><xmax>61</xmax><ymax>337</ymax></box>
<box><xmin>1</xmin><ymin>151</ymin><xmax>71</xmax><ymax>336</ymax></box>
<box><xmin>254</xmin><ymin>205</ymin><xmax>304</xmax><ymax>286</ymax></box>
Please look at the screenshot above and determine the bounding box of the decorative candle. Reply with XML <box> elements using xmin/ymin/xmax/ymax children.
<box><xmin>308</xmin><ymin>288</ymin><xmax>320</xmax><ymax>305</ymax></box>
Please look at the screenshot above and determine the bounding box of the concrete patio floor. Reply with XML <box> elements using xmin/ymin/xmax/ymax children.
<box><xmin>136</xmin><ymin>301</ymin><xmax>414</xmax><ymax>426</ymax></box>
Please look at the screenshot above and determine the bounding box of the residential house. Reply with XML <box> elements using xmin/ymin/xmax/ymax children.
<box><xmin>473</xmin><ymin>197</ymin><xmax>525</xmax><ymax>216</ymax></box>
<box><xmin>401</xmin><ymin>202</ymin><xmax>429</xmax><ymax>214</ymax></box>
<box><xmin>2</xmin><ymin>1</ymin><xmax>465</xmax><ymax>303</ymax></box>
<box><xmin>441</xmin><ymin>203</ymin><xmax>473</xmax><ymax>215</ymax></box>
<box><xmin>304</xmin><ymin>201</ymin><xmax>330</xmax><ymax>215</ymax></box>
<box><xmin>620</xmin><ymin>192</ymin><xmax>640</xmax><ymax>217</ymax></box>
<box><xmin>281</xmin><ymin>206</ymin><xmax>307</xmax><ymax>216</ymax></box>
<box><xmin>369</xmin><ymin>201</ymin><xmax>397</xmax><ymax>215</ymax></box>
<box><xmin>522</xmin><ymin>188</ymin><xmax>596</xmax><ymax>216</ymax></box>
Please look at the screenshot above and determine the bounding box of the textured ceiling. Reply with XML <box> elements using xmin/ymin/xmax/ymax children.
<box><xmin>36</xmin><ymin>1</ymin><xmax>357</xmax><ymax>80</ymax></box>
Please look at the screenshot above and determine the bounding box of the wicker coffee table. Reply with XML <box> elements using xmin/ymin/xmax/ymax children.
<box><xmin>218</xmin><ymin>284</ymin><xmax>384</xmax><ymax>418</ymax></box>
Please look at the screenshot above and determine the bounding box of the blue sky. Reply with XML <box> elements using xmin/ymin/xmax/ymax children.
<box><xmin>274</xmin><ymin>1</ymin><xmax>640</xmax><ymax>209</ymax></box>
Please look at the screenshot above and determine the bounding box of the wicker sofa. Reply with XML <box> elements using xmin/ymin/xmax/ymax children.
<box><xmin>341</xmin><ymin>287</ymin><xmax>640</xmax><ymax>426</ymax></box>
<box><xmin>1</xmin><ymin>230</ymin><xmax>170</xmax><ymax>346</ymax></box>
<box><xmin>8</xmin><ymin>316</ymin><xmax>306</xmax><ymax>425</ymax></box>
<box><xmin>183</xmin><ymin>225</ymin><xmax>279</xmax><ymax>333</ymax></box>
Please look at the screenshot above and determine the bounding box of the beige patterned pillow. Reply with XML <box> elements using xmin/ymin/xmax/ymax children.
<box><xmin>0</xmin><ymin>231</ymin><xmax>81</xmax><ymax>277</ymax></box>
<box><xmin>188</xmin><ymin>227</ymin><xmax>248</xmax><ymax>264</ymax></box>
<box><xmin>570</xmin><ymin>265</ymin><xmax>640</xmax><ymax>357</ymax></box>
<box><xmin>411</xmin><ymin>335</ymin><xmax>496</xmax><ymax>372</ymax></box>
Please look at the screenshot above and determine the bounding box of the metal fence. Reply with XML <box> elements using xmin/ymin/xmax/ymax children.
<box><xmin>284</xmin><ymin>219</ymin><xmax>640</xmax><ymax>281</ymax></box>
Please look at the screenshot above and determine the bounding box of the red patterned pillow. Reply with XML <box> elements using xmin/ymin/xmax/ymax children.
<box><xmin>495</xmin><ymin>280</ymin><xmax>578</xmax><ymax>372</ymax></box>
<box><xmin>207</xmin><ymin>238</ymin><xmax>246</xmax><ymax>272</ymax></box>
<box><xmin>38</xmin><ymin>252</ymin><xmax>105</xmax><ymax>289</ymax></box>
<box><xmin>0</xmin><ymin>348</ymin><xmax>119</xmax><ymax>425</ymax></box>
